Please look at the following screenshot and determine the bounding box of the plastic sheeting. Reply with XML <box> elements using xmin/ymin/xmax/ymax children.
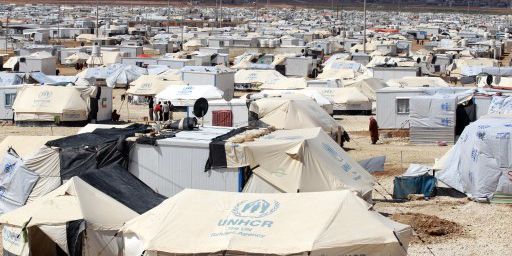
<box><xmin>436</xmin><ymin>116</ymin><xmax>512</xmax><ymax>199</ymax></box>
<box><xmin>0</xmin><ymin>153</ymin><xmax>39</xmax><ymax>214</ymax></box>
<box><xmin>488</xmin><ymin>96</ymin><xmax>512</xmax><ymax>115</ymax></box>
<box><xmin>409</xmin><ymin>94</ymin><xmax>457</xmax><ymax>128</ymax></box>
<box><xmin>393</xmin><ymin>175</ymin><xmax>437</xmax><ymax>199</ymax></box>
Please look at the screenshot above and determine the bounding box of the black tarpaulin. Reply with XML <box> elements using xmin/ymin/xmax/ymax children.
<box><xmin>66</xmin><ymin>219</ymin><xmax>85</xmax><ymax>256</ymax></box>
<box><xmin>78</xmin><ymin>165</ymin><xmax>166</xmax><ymax>214</ymax></box>
<box><xmin>205</xmin><ymin>127</ymin><xmax>248</xmax><ymax>171</ymax></box>
<box><xmin>46</xmin><ymin>124</ymin><xmax>148</xmax><ymax>180</ymax></box>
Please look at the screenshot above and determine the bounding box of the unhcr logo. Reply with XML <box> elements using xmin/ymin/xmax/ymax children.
<box><xmin>217</xmin><ymin>200</ymin><xmax>280</xmax><ymax>228</ymax></box>
<box><xmin>232</xmin><ymin>199</ymin><xmax>280</xmax><ymax>218</ymax></box>
<box><xmin>38</xmin><ymin>90</ymin><xmax>52</xmax><ymax>99</ymax></box>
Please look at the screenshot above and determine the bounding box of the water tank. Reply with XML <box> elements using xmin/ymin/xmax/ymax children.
<box><xmin>268</xmin><ymin>39</ymin><xmax>275</xmax><ymax>48</ymax></box>
<box><xmin>92</xmin><ymin>44</ymin><xmax>101</xmax><ymax>57</ymax></box>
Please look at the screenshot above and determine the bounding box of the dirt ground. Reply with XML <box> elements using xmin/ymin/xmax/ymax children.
<box><xmin>0</xmin><ymin>96</ymin><xmax>511</xmax><ymax>255</ymax></box>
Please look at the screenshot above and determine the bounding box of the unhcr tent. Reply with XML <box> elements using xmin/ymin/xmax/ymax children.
<box><xmin>0</xmin><ymin>177</ymin><xmax>138</xmax><ymax>256</ymax></box>
<box><xmin>345</xmin><ymin>77</ymin><xmax>388</xmax><ymax>102</ymax></box>
<box><xmin>86</xmin><ymin>51</ymin><xmax>122</xmax><ymax>66</ymax></box>
<box><xmin>12</xmin><ymin>85</ymin><xmax>89</xmax><ymax>123</ymax></box>
<box><xmin>307</xmin><ymin>87</ymin><xmax>372</xmax><ymax>114</ymax></box>
<box><xmin>127</xmin><ymin>75</ymin><xmax>185</xmax><ymax>96</ymax></box>
<box><xmin>223</xmin><ymin>128</ymin><xmax>374</xmax><ymax>197</ymax></box>
<box><xmin>0</xmin><ymin>73</ymin><xmax>24</xmax><ymax>86</ymax></box>
<box><xmin>234</xmin><ymin>69</ymin><xmax>286</xmax><ymax>87</ymax></box>
<box><xmin>121</xmin><ymin>189</ymin><xmax>412</xmax><ymax>256</ymax></box>
<box><xmin>436</xmin><ymin>115</ymin><xmax>512</xmax><ymax>199</ymax></box>
<box><xmin>249</xmin><ymin>97</ymin><xmax>340</xmax><ymax>132</ymax></box>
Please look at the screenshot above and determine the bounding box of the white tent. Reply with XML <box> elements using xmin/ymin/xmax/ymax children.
<box><xmin>234</xmin><ymin>69</ymin><xmax>286</xmax><ymax>85</ymax></box>
<box><xmin>127</xmin><ymin>75</ymin><xmax>185</xmax><ymax>96</ymax></box>
<box><xmin>121</xmin><ymin>189</ymin><xmax>412</xmax><ymax>256</ymax></box>
<box><xmin>227</xmin><ymin>128</ymin><xmax>375</xmax><ymax>197</ymax></box>
<box><xmin>249</xmin><ymin>97</ymin><xmax>340</xmax><ymax>132</ymax></box>
<box><xmin>156</xmin><ymin>85</ymin><xmax>224</xmax><ymax>106</ymax></box>
<box><xmin>0</xmin><ymin>177</ymin><xmax>138</xmax><ymax>256</ymax></box>
<box><xmin>64</xmin><ymin>52</ymin><xmax>90</xmax><ymax>65</ymax></box>
<box><xmin>12</xmin><ymin>85</ymin><xmax>90</xmax><ymax>122</ymax></box>
<box><xmin>259</xmin><ymin>77</ymin><xmax>307</xmax><ymax>90</ymax></box>
<box><xmin>105</xmin><ymin>64</ymin><xmax>148</xmax><ymax>88</ymax></box>
<box><xmin>306</xmin><ymin>87</ymin><xmax>372</xmax><ymax>113</ymax></box>
<box><xmin>436</xmin><ymin>115</ymin><xmax>512</xmax><ymax>199</ymax></box>
<box><xmin>86</xmin><ymin>51</ymin><xmax>122</xmax><ymax>66</ymax></box>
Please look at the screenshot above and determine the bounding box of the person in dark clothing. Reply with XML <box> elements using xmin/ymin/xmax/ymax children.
<box><xmin>111</xmin><ymin>109</ymin><xmax>120</xmax><ymax>122</ymax></box>
<box><xmin>75</xmin><ymin>62</ymin><xmax>80</xmax><ymax>71</ymax></box>
<box><xmin>369</xmin><ymin>117</ymin><xmax>379</xmax><ymax>145</ymax></box>
<box><xmin>163</xmin><ymin>101</ymin><xmax>170</xmax><ymax>121</ymax></box>
<box><xmin>148</xmin><ymin>97</ymin><xmax>154</xmax><ymax>121</ymax></box>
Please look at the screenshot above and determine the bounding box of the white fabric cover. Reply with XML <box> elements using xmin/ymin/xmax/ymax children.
<box><xmin>156</xmin><ymin>85</ymin><xmax>224</xmax><ymax>106</ymax></box>
<box><xmin>0</xmin><ymin>153</ymin><xmax>39</xmax><ymax>214</ymax></box>
<box><xmin>436</xmin><ymin>116</ymin><xmax>512</xmax><ymax>198</ymax></box>
<box><xmin>127</xmin><ymin>75</ymin><xmax>185</xmax><ymax>96</ymax></box>
<box><xmin>227</xmin><ymin>128</ymin><xmax>374</xmax><ymax>196</ymax></box>
<box><xmin>12</xmin><ymin>85</ymin><xmax>89</xmax><ymax>122</ymax></box>
<box><xmin>488</xmin><ymin>96</ymin><xmax>512</xmax><ymax>115</ymax></box>
<box><xmin>24</xmin><ymin>146</ymin><xmax>61</xmax><ymax>203</ymax></box>
<box><xmin>409</xmin><ymin>94</ymin><xmax>457</xmax><ymax>128</ymax></box>
<box><xmin>121</xmin><ymin>189</ymin><xmax>412</xmax><ymax>256</ymax></box>
<box><xmin>249</xmin><ymin>97</ymin><xmax>340</xmax><ymax>132</ymax></box>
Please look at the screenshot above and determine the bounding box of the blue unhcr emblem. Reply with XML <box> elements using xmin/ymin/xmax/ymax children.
<box><xmin>232</xmin><ymin>199</ymin><xmax>280</xmax><ymax>218</ymax></box>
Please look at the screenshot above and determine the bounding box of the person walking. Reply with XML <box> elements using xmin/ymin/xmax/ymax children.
<box><xmin>148</xmin><ymin>97</ymin><xmax>154</xmax><ymax>121</ymax></box>
<box><xmin>163</xmin><ymin>101</ymin><xmax>170</xmax><ymax>121</ymax></box>
<box><xmin>369</xmin><ymin>117</ymin><xmax>379</xmax><ymax>145</ymax></box>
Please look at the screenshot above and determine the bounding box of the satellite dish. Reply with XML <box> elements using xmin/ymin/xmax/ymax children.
<box><xmin>223</xmin><ymin>89</ymin><xmax>234</xmax><ymax>102</ymax></box>
<box><xmin>486</xmin><ymin>74</ymin><xmax>493</xmax><ymax>86</ymax></box>
<box><xmin>193</xmin><ymin>98</ymin><xmax>209</xmax><ymax>118</ymax></box>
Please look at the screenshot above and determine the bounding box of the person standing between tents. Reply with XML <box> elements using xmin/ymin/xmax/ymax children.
<box><xmin>155</xmin><ymin>102</ymin><xmax>163</xmax><ymax>121</ymax></box>
<box><xmin>163</xmin><ymin>101</ymin><xmax>170</xmax><ymax>121</ymax></box>
<box><xmin>369</xmin><ymin>117</ymin><xmax>379</xmax><ymax>145</ymax></box>
<box><xmin>148</xmin><ymin>97</ymin><xmax>154</xmax><ymax>121</ymax></box>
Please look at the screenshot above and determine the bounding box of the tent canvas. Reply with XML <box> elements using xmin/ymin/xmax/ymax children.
<box><xmin>12</xmin><ymin>85</ymin><xmax>89</xmax><ymax>122</ymax></box>
<box><xmin>436</xmin><ymin>115</ymin><xmax>512</xmax><ymax>199</ymax></box>
<box><xmin>121</xmin><ymin>189</ymin><xmax>412</xmax><ymax>256</ymax></box>
<box><xmin>249</xmin><ymin>97</ymin><xmax>340</xmax><ymax>133</ymax></box>
<box><xmin>127</xmin><ymin>75</ymin><xmax>185</xmax><ymax>96</ymax></box>
<box><xmin>0</xmin><ymin>177</ymin><xmax>138</xmax><ymax>256</ymax></box>
<box><xmin>226</xmin><ymin>128</ymin><xmax>374</xmax><ymax>197</ymax></box>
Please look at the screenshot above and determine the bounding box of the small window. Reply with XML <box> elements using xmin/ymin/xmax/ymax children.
<box><xmin>5</xmin><ymin>93</ymin><xmax>16</xmax><ymax>107</ymax></box>
<box><xmin>396</xmin><ymin>98</ymin><xmax>410</xmax><ymax>114</ymax></box>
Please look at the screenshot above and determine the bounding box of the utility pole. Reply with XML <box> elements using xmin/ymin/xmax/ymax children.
<box><xmin>219</xmin><ymin>0</ymin><xmax>223</xmax><ymax>28</ymax></box>
<box><xmin>181</xmin><ymin>3</ymin><xmax>184</xmax><ymax>51</ymax></box>
<box><xmin>363</xmin><ymin>0</ymin><xmax>367</xmax><ymax>54</ymax></box>
<box><xmin>167</xmin><ymin>0</ymin><xmax>170</xmax><ymax>33</ymax></box>
<box><xmin>5</xmin><ymin>13</ymin><xmax>8</xmax><ymax>54</ymax></box>
<box><xmin>96</xmin><ymin>0</ymin><xmax>99</xmax><ymax>37</ymax></box>
<box><xmin>57</xmin><ymin>5</ymin><xmax>61</xmax><ymax>43</ymax></box>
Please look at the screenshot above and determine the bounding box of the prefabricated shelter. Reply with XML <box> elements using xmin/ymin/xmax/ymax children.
<box><xmin>181</xmin><ymin>66</ymin><xmax>235</xmax><ymax>98</ymax></box>
<box><xmin>387</xmin><ymin>76</ymin><xmax>450</xmax><ymax>88</ymax></box>
<box><xmin>435</xmin><ymin>114</ymin><xmax>512</xmax><ymax>199</ymax></box>
<box><xmin>0</xmin><ymin>74</ymin><xmax>24</xmax><ymax>119</ymax></box>
<box><xmin>121</xmin><ymin>189</ymin><xmax>412</xmax><ymax>256</ymax></box>
<box><xmin>376</xmin><ymin>87</ymin><xmax>494</xmax><ymax>130</ymax></box>
<box><xmin>185</xmin><ymin>98</ymin><xmax>249</xmax><ymax>127</ymax></box>
<box><xmin>18</xmin><ymin>54</ymin><xmax>57</xmax><ymax>75</ymax></box>
<box><xmin>285</xmin><ymin>56</ymin><xmax>319</xmax><ymax>77</ymax></box>
<box><xmin>371</xmin><ymin>67</ymin><xmax>420</xmax><ymax>82</ymax></box>
<box><xmin>155</xmin><ymin>85</ymin><xmax>224</xmax><ymax>107</ymax></box>
<box><xmin>156</xmin><ymin>58</ymin><xmax>195</xmax><ymax>69</ymax></box>
<box><xmin>128</xmin><ymin>127</ymin><xmax>243</xmax><ymax>198</ymax></box>
<box><xmin>12</xmin><ymin>85</ymin><xmax>113</xmax><ymax>125</ymax></box>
